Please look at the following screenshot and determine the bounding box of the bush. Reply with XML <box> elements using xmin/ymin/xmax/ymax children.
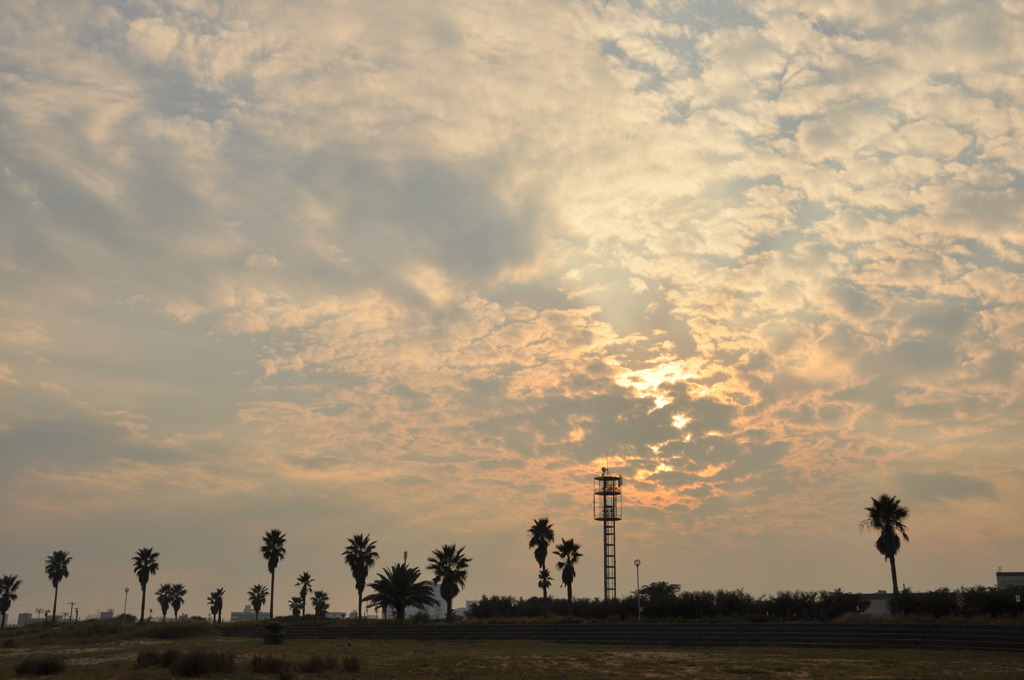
<box><xmin>342</xmin><ymin>654</ymin><xmax>362</xmax><ymax>672</ymax></box>
<box><xmin>136</xmin><ymin>649</ymin><xmax>164</xmax><ymax>667</ymax></box>
<box><xmin>251</xmin><ymin>653</ymin><xmax>290</xmax><ymax>674</ymax></box>
<box><xmin>170</xmin><ymin>648</ymin><xmax>235</xmax><ymax>676</ymax></box>
<box><xmin>298</xmin><ymin>653</ymin><xmax>339</xmax><ymax>672</ymax></box>
<box><xmin>15</xmin><ymin>654</ymin><xmax>66</xmax><ymax>675</ymax></box>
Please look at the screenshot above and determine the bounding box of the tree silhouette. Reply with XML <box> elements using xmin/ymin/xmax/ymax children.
<box><xmin>207</xmin><ymin>588</ymin><xmax>225</xmax><ymax>623</ymax></box>
<box><xmin>364</xmin><ymin>563</ymin><xmax>438</xmax><ymax>620</ymax></box>
<box><xmin>554</xmin><ymin>538</ymin><xmax>582</xmax><ymax>616</ymax></box>
<box><xmin>43</xmin><ymin>550</ymin><xmax>71</xmax><ymax>623</ymax></box>
<box><xmin>342</xmin><ymin>534</ymin><xmax>379</xmax><ymax>620</ymax></box>
<box><xmin>155</xmin><ymin>583</ymin><xmax>172</xmax><ymax>622</ymax></box>
<box><xmin>861</xmin><ymin>494</ymin><xmax>910</xmax><ymax>614</ymax></box>
<box><xmin>311</xmin><ymin>590</ymin><xmax>330</xmax><ymax>618</ymax></box>
<box><xmin>0</xmin><ymin>574</ymin><xmax>22</xmax><ymax>630</ymax></box>
<box><xmin>528</xmin><ymin>518</ymin><xmax>554</xmax><ymax>599</ymax></box>
<box><xmin>169</xmin><ymin>584</ymin><xmax>187</xmax><ymax>619</ymax></box>
<box><xmin>248</xmin><ymin>584</ymin><xmax>269</xmax><ymax>621</ymax></box>
<box><xmin>259</xmin><ymin>529</ymin><xmax>286</xmax><ymax>619</ymax></box>
<box><xmin>427</xmin><ymin>544</ymin><xmax>472</xmax><ymax>622</ymax></box>
<box><xmin>131</xmin><ymin>547</ymin><xmax>160</xmax><ymax>624</ymax></box>
<box><xmin>288</xmin><ymin>595</ymin><xmax>303</xmax><ymax>617</ymax></box>
<box><xmin>537</xmin><ymin>567</ymin><xmax>552</xmax><ymax>600</ymax></box>
<box><xmin>295</xmin><ymin>571</ymin><xmax>314</xmax><ymax>616</ymax></box>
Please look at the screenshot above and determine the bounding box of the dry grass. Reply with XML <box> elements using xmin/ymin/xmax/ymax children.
<box><xmin>1</xmin><ymin>628</ymin><xmax>1023</xmax><ymax>679</ymax></box>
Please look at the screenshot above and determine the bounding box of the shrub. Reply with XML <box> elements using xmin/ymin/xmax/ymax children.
<box><xmin>170</xmin><ymin>648</ymin><xmax>235</xmax><ymax>676</ymax></box>
<box><xmin>298</xmin><ymin>653</ymin><xmax>339</xmax><ymax>672</ymax></box>
<box><xmin>342</xmin><ymin>654</ymin><xmax>362</xmax><ymax>672</ymax></box>
<box><xmin>251</xmin><ymin>653</ymin><xmax>290</xmax><ymax>674</ymax></box>
<box><xmin>14</xmin><ymin>654</ymin><xmax>66</xmax><ymax>675</ymax></box>
<box><xmin>136</xmin><ymin>649</ymin><xmax>164</xmax><ymax>667</ymax></box>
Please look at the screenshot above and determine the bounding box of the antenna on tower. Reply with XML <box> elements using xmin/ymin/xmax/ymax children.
<box><xmin>593</xmin><ymin>466</ymin><xmax>623</xmax><ymax>601</ymax></box>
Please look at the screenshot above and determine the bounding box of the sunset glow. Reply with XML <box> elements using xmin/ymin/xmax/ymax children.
<box><xmin>1</xmin><ymin>0</ymin><xmax>1023</xmax><ymax>622</ymax></box>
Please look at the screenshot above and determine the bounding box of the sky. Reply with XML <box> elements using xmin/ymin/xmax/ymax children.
<box><xmin>1</xmin><ymin>0</ymin><xmax>1023</xmax><ymax>622</ymax></box>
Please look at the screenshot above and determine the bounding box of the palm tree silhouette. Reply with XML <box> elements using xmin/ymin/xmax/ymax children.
<box><xmin>427</xmin><ymin>544</ymin><xmax>472</xmax><ymax>622</ymax></box>
<box><xmin>259</xmin><ymin>529</ymin><xmax>286</xmax><ymax>619</ymax></box>
<box><xmin>0</xmin><ymin>574</ymin><xmax>22</xmax><ymax>630</ymax></box>
<box><xmin>343</xmin><ymin>534</ymin><xmax>379</xmax><ymax>620</ymax></box>
<box><xmin>295</xmin><ymin>571</ymin><xmax>314</xmax><ymax>616</ymax></box>
<box><xmin>364</xmin><ymin>563</ymin><xmax>438</xmax><ymax>620</ymax></box>
<box><xmin>169</xmin><ymin>584</ymin><xmax>187</xmax><ymax>620</ymax></box>
<box><xmin>311</xmin><ymin>590</ymin><xmax>330</xmax><ymax>618</ymax></box>
<box><xmin>862</xmin><ymin>494</ymin><xmax>910</xmax><ymax>614</ymax></box>
<box><xmin>248</xmin><ymin>583</ymin><xmax>269</xmax><ymax>620</ymax></box>
<box><xmin>528</xmin><ymin>518</ymin><xmax>554</xmax><ymax>599</ymax></box>
<box><xmin>537</xmin><ymin>567</ymin><xmax>552</xmax><ymax>599</ymax></box>
<box><xmin>43</xmin><ymin>550</ymin><xmax>71</xmax><ymax>623</ymax></box>
<box><xmin>288</xmin><ymin>595</ymin><xmax>303</xmax><ymax>617</ymax></box>
<box><xmin>131</xmin><ymin>547</ymin><xmax>160</xmax><ymax>624</ymax></box>
<box><xmin>554</xmin><ymin>538</ymin><xmax>582</xmax><ymax>616</ymax></box>
<box><xmin>207</xmin><ymin>588</ymin><xmax>225</xmax><ymax>623</ymax></box>
<box><xmin>155</xmin><ymin>583</ymin><xmax>172</xmax><ymax>622</ymax></box>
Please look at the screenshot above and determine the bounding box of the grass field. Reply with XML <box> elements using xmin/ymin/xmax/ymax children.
<box><xmin>2</xmin><ymin>625</ymin><xmax>1023</xmax><ymax>679</ymax></box>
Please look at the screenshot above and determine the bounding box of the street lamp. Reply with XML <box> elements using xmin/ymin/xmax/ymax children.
<box><xmin>634</xmin><ymin>559</ymin><xmax>642</xmax><ymax>621</ymax></box>
<box><xmin>123</xmin><ymin>587</ymin><xmax>130</xmax><ymax>620</ymax></box>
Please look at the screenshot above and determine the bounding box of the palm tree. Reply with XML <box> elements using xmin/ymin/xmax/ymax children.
<box><xmin>295</xmin><ymin>571</ymin><xmax>314</xmax><ymax>616</ymax></box>
<box><xmin>131</xmin><ymin>547</ymin><xmax>160</xmax><ymax>624</ymax></box>
<box><xmin>364</xmin><ymin>563</ymin><xmax>438</xmax><ymax>620</ymax></box>
<box><xmin>554</xmin><ymin>538</ymin><xmax>582</xmax><ymax>616</ymax></box>
<box><xmin>528</xmin><ymin>518</ymin><xmax>555</xmax><ymax>599</ymax></box>
<box><xmin>0</xmin><ymin>574</ymin><xmax>22</xmax><ymax>630</ymax></box>
<box><xmin>311</xmin><ymin>590</ymin><xmax>330</xmax><ymax>618</ymax></box>
<box><xmin>169</xmin><ymin>584</ymin><xmax>187</xmax><ymax>619</ymax></box>
<box><xmin>342</xmin><ymin>534</ymin><xmax>379</xmax><ymax>620</ymax></box>
<box><xmin>43</xmin><ymin>550</ymin><xmax>71</xmax><ymax>623</ymax></box>
<box><xmin>248</xmin><ymin>584</ymin><xmax>269</xmax><ymax>620</ymax></box>
<box><xmin>537</xmin><ymin>567</ymin><xmax>552</xmax><ymax>597</ymax></box>
<box><xmin>427</xmin><ymin>544</ymin><xmax>472</xmax><ymax>622</ymax></box>
<box><xmin>861</xmin><ymin>494</ymin><xmax>910</xmax><ymax>614</ymax></box>
<box><xmin>288</xmin><ymin>596</ymin><xmax>303</xmax><ymax>617</ymax></box>
<box><xmin>155</xmin><ymin>583</ymin><xmax>173</xmax><ymax>622</ymax></box>
<box><xmin>207</xmin><ymin>588</ymin><xmax>225</xmax><ymax>623</ymax></box>
<box><xmin>259</xmin><ymin>529</ymin><xmax>287</xmax><ymax>619</ymax></box>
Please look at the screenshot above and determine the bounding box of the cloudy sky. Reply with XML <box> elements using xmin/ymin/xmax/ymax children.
<box><xmin>2</xmin><ymin>0</ymin><xmax>1023</xmax><ymax>621</ymax></box>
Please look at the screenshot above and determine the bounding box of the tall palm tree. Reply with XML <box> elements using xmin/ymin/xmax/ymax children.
<box><xmin>295</xmin><ymin>571</ymin><xmax>314</xmax><ymax>616</ymax></box>
<box><xmin>528</xmin><ymin>518</ymin><xmax>555</xmax><ymax>599</ymax></box>
<box><xmin>343</xmin><ymin>534</ymin><xmax>379</xmax><ymax>620</ymax></box>
<box><xmin>288</xmin><ymin>596</ymin><xmax>303</xmax><ymax>617</ymax></box>
<box><xmin>427</xmin><ymin>544</ymin><xmax>472</xmax><ymax>622</ymax></box>
<box><xmin>554</xmin><ymin>538</ymin><xmax>582</xmax><ymax>616</ymax></box>
<box><xmin>259</xmin><ymin>529</ymin><xmax>287</xmax><ymax>619</ymax></box>
<box><xmin>311</xmin><ymin>590</ymin><xmax>330</xmax><ymax>618</ymax></box>
<box><xmin>861</xmin><ymin>494</ymin><xmax>910</xmax><ymax>614</ymax></box>
<box><xmin>248</xmin><ymin>584</ymin><xmax>269</xmax><ymax>620</ymax></box>
<box><xmin>43</xmin><ymin>550</ymin><xmax>71</xmax><ymax>623</ymax></box>
<box><xmin>0</xmin><ymin>574</ymin><xmax>22</xmax><ymax>630</ymax></box>
<box><xmin>169</xmin><ymin>584</ymin><xmax>187</xmax><ymax>619</ymax></box>
<box><xmin>364</xmin><ymin>563</ymin><xmax>438</xmax><ymax>620</ymax></box>
<box><xmin>207</xmin><ymin>588</ymin><xmax>225</xmax><ymax>624</ymax></box>
<box><xmin>155</xmin><ymin>583</ymin><xmax>173</xmax><ymax>622</ymax></box>
<box><xmin>131</xmin><ymin>547</ymin><xmax>160</xmax><ymax>624</ymax></box>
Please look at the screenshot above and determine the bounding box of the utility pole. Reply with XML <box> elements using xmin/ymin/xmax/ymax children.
<box><xmin>67</xmin><ymin>603</ymin><xmax>75</xmax><ymax>622</ymax></box>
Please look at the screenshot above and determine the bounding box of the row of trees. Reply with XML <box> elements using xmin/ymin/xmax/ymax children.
<box><xmin>2</xmin><ymin>530</ymin><xmax>473</xmax><ymax>627</ymax></box>
<box><xmin>0</xmin><ymin>492</ymin><xmax>932</xmax><ymax>628</ymax></box>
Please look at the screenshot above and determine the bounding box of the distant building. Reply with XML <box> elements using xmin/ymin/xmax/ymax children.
<box><xmin>98</xmin><ymin>610</ymin><xmax>115</xmax><ymax>621</ymax></box>
<box><xmin>996</xmin><ymin>570</ymin><xmax>1024</xmax><ymax>590</ymax></box>
<box><xmin>861</xmin><ymin>591</ymin><xmax>891</xmax><ymax>616</ymax></box>
<box><xmin>230</xmin><ymin>605</ymin><xmax>259</xmax><ymax>622</ymax></box>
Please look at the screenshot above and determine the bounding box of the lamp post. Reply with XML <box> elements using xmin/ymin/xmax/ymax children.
<box><xmin>123</xmin><ymin>587</ymin><xmax>129</xmax><ymax>620</ymax></box>
<box><xmin>634</xmin><ymin>559</ymin><xmax>641</xmax><ymax>621</ymax></box>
